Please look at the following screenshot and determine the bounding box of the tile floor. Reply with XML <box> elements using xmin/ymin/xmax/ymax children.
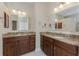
<box><xmin>22</xmin><ymin>49</ymin><xmax>46</xmax><ymax>56</ymax></box>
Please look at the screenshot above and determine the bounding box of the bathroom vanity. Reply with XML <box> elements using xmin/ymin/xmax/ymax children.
<box><xmin>40</xmin><ymin>32</ymin><xmax>79</xmax><ymax>56</ymax></box>
<box><xmin>3</xmin><ymin>32</ymin><xmax>36</xmax><ymax>56</ymax></box>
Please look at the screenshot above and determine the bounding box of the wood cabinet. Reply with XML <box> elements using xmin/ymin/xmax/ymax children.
<box><xmin>3</xmin><ymin>37</ymin><xmax>16</xmax><ymax>56</ymax></box>
<box><xmin>3</xmin><ymin>35</ymin><xmax>35</xmax><ymax>56</ymax></box>
<box><xmin>55</xmin><ymin>21</ymin><xmax>62</xmax><ymax>29</ymax></box>
<box><xmin>40</xmin><ymin>35</ymin><xmax>54</xmax><ymax>56</ymax></box>
<box><xmin>40</xmin><ymin>35</ymin><xmax>44</xmax><ymax>51</ymax></box>
<box><xmin>40</xmin><ymin>35</ymin><xmax>78</xmax><ymax>56</ymax></box>
<box><xmin>15</xmin><ymin>36</ymin><xmax>30</xmax><ymax>55</ymax></box>
<box><xmin>29</xmin><ymin>35</ymin><xmax>35</xmax><ymax>51</ymax></box>
<box><xmin>43</xmin><ymin>36</ymin><xmax>54</xmax><ymax>56</ymax></box>
<box><xmin>54</xmin><ymin>45</ymin><xmax>76</xmax><ymax>56</ymax></box>
<box><xmin>54</xmin><ymin>40</ymin><xmax>77</xmax><ymax>56</ymax></box>
<box><xmin>78</xmin><ymin>47</ymin><xmax>79</xmax><ymax>55</ymax></box>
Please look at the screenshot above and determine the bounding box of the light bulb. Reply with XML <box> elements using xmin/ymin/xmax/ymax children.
<box><xmin>65</xmin><ymin>2</ymin><xmax>71</xmax><ymax>4</ymax></box>
<box><xmin>55</xmin><ymin>19</ymin><xmax>58</xmax><ymax>22</ymax></box>
<box><xmin>59</xmin><ymin>4</ymin><xmax>63</xmax><ymax>8</ymax></box>
<box><xmin>12</xmin><ymin>9</ymin><xmax>17</xmax><ymax>14</ymax></box>
<box><xmin>22</xmin><ymin>12</ymin><xmax>26</xmax><ymax>15</ymax></box>
<box><xmin>54</xmin><ymin>8</ymin><xmax>58</xmax><ymax>12</ymax></box>
<box><xmin>18</xmin><ymin>11</ymin><xmax>21</xmax><ymax>15</ymax></box>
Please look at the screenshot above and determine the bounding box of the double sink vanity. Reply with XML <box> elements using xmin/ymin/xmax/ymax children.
<box><xmin>40</xmin><ymin>32</ymin><xmax>79</xmax><ymax>56</ymax></box>
<box><xmin>3</xmin><ymin>32</ymin><xmax>36</xmax><ymax>56</ymax></box>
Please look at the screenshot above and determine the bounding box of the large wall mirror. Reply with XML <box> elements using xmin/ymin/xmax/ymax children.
<box><xmin>4</xmin><ymin>12</ymin><xmax>9</xmax><ymax>28</ymax></box>
<box><xmin>53</xmin><ymin>3</ymin><xmax>79</xmax><ymax>33</ymax></box>
<box><xmin>53</xmin><ymin>14</ymin><xmax>79</xmax><ymax>33</ymax></box>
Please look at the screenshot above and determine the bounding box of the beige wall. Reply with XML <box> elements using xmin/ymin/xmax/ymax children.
<box><xmin>34</xmin><ymin>3</ymin><xmax>57</xmax><ymax>51</ymax></box>
<box><xmin>0</xmin><ymin>3</ymin><xmax>11</xmax><ymax>34</ymax></box>
<box><xmin>0</xmin><ymin>2</ymin><xmax>11</xmax><ymax>55</ymax></box>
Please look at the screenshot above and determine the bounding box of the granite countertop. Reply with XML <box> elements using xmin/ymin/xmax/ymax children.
<box><xmin>40</xmin><ymin>32</ymin><xmax>79</xmax><ymax>46</ymax></box>
<box><xmin>3</xmin><ymin>32</ymin><xmax>36</xmax><ymax>38</ymax></box>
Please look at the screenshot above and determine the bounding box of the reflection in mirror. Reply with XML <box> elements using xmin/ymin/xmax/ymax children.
<box><xmin>54</xmin><ymin>15</ymin><xmax>78</xmax><ymax>32</ymax></box>
<box><xmin>55</xmin><ymin>18</ymin><xmax>62</xmax><ymax>29</ymax></box>
<box><xmin>11</xmin><ymin>14</ymin><xmax>29</xmax><ymax>32</ymax></box>
<box><xmin>18</xmin><ymin>16</ymin><xmax>28</xmax><ymax>31</ymax></box>
<box><xmin>53</xmin><ymin>3</ymin><xmax>79</xmax><ymax>33</ymax></box>
<box><xmin>12</xmin><ymin>20</ymin><xmax>17</xmax><ymax>30</ymax></box>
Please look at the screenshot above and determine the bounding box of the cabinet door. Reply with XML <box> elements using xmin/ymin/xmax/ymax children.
<box><xmin>29</xmin><ymin>35</ymin><xmax>35</xmax><ymax>51</ymax></box>
<box><xmin>15</xmin><ymin>39</ymin><xmax>21</xmax><ymax>56</ymax></box>
<box><xmin>3</xmin><ymin>38</ymin><xmax>16</xmax><ymax>56</ymax></box>
<box><xmin>15</xmin><ymin>38</ymin><xmax>24</xmax><ymax>55</ymax></box>
<box><xmin>77</xmin><ymin>47</ymin><xmax>79</xmax><ymax>56</ymax></box>
<box><xmin>54</xmin><ymin>45</ymin><xmax>62</xmax><ymax>56</ymax></box>
<box><xmin>54</xmin><ymin>40</ymin><xmax>77</xmax><ymax>56</ymax></box>
<box><xmin>24</xmin><ymin>38</ymin><xmax>29</xmax><ymax>52</ymax></box>
<box><xmin>18</xmin><ymin>37</ymin><xmax>29</xmax><ymax>55</ymax></box>
<box><xmin>61</xmin><ymin>49</ymin><xmax>75</xmax><ymax>56</ymax></box>
<box><xmin>4</xmin><ymin>42</ymin><xmax>15</xmax><ymax>56</ymax></box>
<box><xmin>54</xmin><ymin>45</ymin><xmax>76</xmax><ymax>56</ymax></box>
<box><xmin>43</xmin><ymin>36</ymin><xmax>54</xmax><ymax>56</ymax></box>
<box><xmin>15</xmin><ymin>36</ymin><xmax>29</xmax><ymax>55</ymax></box>
<box><xmin>40</xmin><ymin>35</ymin><xmax>44</xmax><ymax>51</ymax></box>
<box><xmin>43</xmin><ymin>43</ymin><xmax>52</xmax><ymax>56</ymax></box>
<box><xmin>19</xmin><ymin>39</ymin><xmax>26</xmax><ymax>54</ymax></box>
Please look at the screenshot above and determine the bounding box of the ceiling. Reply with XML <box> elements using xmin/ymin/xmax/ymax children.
<box><xmin>4</xmin><ymin>2</ymin><xmax>35</xmax><ymax>11</ymax></box>
<box><xmin>4</xmin><ymin>2</ymin><xmax>60</xmax><ymax>10</ymax></box>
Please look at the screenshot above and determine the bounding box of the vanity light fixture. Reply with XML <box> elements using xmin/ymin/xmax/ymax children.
<box><xmin>54</xmin><ymin>2</ymin><xmax>71</xmax><ymax>12</ymax></box>
<box><xmin>12</xmin><ymin>9</ymin><xmax>26</xmax><ymax>16</ymax></box>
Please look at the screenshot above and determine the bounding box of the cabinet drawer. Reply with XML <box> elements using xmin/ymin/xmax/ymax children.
<box><xmin>3</xmin><ymin>37</ymin><xmax>16</xmax><ymax>43</ymax></box>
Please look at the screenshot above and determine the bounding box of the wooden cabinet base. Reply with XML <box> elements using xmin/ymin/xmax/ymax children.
<box><xmin>40</xmin><ymin>35</ymin><xmax>78</xmax><ymax>56</ymax></box>
<box><xmin>40</xmin><ymin>35</ymin><xmax>54</xmax><ymax>56</ymax></box>
<box><xmin>3</xmin><ymin>35</ymin><xmax>35</xmax><ymax>56</ymax></box>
